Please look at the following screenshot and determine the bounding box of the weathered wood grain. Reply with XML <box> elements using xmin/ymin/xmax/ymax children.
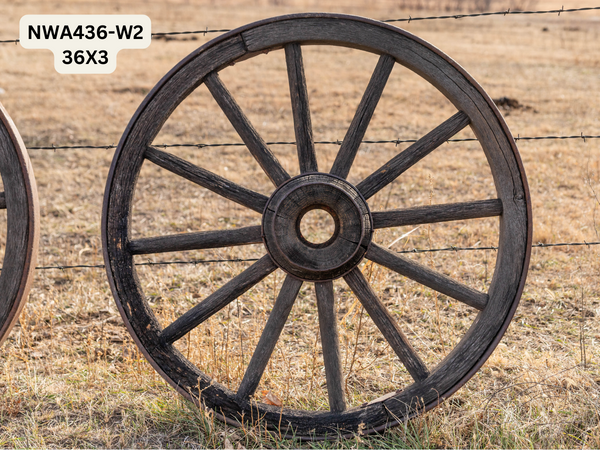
<box><xmin>161</xmin><ymin>255</ymin><xmax>277</xmax><ymax>344</ymax></box>
<box><xmin>145</xmin><ymin>146</ymin><xmax>268</xmax><ymax>214</ymax></box>
<box><xmin>237</xmin><ymin>275</ymin><xmax>302</xmax><ymax>400</ymax></box>
<box><xmin>330</xmin><ymin>54</ymin><xmax>395</xmax><ymax>179</ymax></box>
<box><xmin>0</xmin><ymin>102</ymin><xmax>39</xmax><ymax>346</ymax></box>
<box><xmin>129</xmin><ymin>225</ymin><xmax>262</xmax><ymax>255</ymax></box>
<box><xmin>204</xmin><ymin>72</ymin><xmax>290</xmax><ymax>187</ymax></box>
<box><xmin>372</xmin><ymin>199</ymin><xmax>502</xmax><ymax>229</ymax></box>
<box><xmin>344</xmin><ymin>268</ymin><xmax>430</xmax><ymax>382</ymax></box>
<box><xmin>367</xmin><ymin>243</ymin><xmax>488</xmax><ymax>310</ymax></box>
<box><xmin>261</xmin><ymin>173</ymin><xmax>372</xmax><ymax>281</ymax></box>
<box><xmin>357</xmin><ymin>111</ymin><xmax>470</xmax><ymax>199</ymax></box>
<box><xmin>315</xmin><ymin>281</ymin><xmax>346</xmax><ymax>412</ymax></box>
<box><xmin>285</xmin><ymin>43</ymin><xmax>318</xmax><ymax>174</ymax></box>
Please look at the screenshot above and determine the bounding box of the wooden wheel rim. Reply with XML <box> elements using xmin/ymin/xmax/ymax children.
<box><xmin>102</xmin><ymin>13</ymin><xmax>532</xmax><ymax>439</ymax></box>
<box><xmin>0</xmin><ymin>102</ymin><xmax>39</xmax><ymax>345</ymax></box>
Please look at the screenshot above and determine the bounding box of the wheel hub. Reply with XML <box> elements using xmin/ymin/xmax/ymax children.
<box><xmin>262</xmin><ymin>173</ymin><xmax>373</xmax><ymax>281</ymax></box>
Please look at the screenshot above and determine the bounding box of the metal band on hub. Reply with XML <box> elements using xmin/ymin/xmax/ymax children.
<box><xmin>262</xmin><ymin>174</ymin><xmax>373</xmax><ymax>281</ymax></box>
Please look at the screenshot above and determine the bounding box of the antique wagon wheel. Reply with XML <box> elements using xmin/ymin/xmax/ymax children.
<box><xmin>103</xmin><ymin>13</ymin><xmax>531</xmax><ymax>438</ymax></box>
<box><xmin>0</xmin><ymin>102</ymin><xmax>39</xmax><ymax>345</ymax></box>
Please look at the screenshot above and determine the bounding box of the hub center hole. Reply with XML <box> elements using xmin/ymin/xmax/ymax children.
<box><xmin>299</xmin><ymin>208</ymin><xmax>337</xmax><ymax>246</ymax></box>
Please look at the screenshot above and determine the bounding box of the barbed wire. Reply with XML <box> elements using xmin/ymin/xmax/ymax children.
<box><xmin>152</xmin><ymin>28</ymin><xmax>231</xmax><ymax>38</ymax></box>
<box><xmin>29</xmin><ymin>240</ymin><xmax>600</xmax><ymax>271</ymax></box>
<box><xmin>34</xmin><ymin>257</ymin><xmax>260</xmax><ymax>271</ymax></box>
<box><xmin>397</xmin><ymin>240</ymin><xmax>600</xmax><ymax>254</ymax></box>
<box><xmin>381</xmin><ymin>5</ymin><xmax>600</xmax><ymax>23</ymax></box>
<box><xmin>1</xmin><ymin>5</ymin><xmax>599</xmax><ymax>44</ymax></box>
<box><xmin>26</xmin><ymin>133</ymin><xmax>600</xmax><ymax>151</ymax></box>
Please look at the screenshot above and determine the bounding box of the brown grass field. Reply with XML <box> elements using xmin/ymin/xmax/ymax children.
<box><xmin>1</xmin><ymin>0</ymin><xmax>600</xmax><ymax>447</ymax></box>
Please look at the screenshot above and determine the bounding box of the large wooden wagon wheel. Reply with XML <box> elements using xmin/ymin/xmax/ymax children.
<box><xmin>0</xmin><ymin>102</ymin><xmax>39</xmax><ymax>346</ymax></box>
<box><xmin>103</xmin><ymin>14</ymin><xmax>531</xmax><ymax>438</ymax></box>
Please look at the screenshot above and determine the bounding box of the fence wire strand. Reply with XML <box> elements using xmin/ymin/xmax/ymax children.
<box><xmin>30</xmin><ymin>240</ymin><xmax>600</xmax><ymax>271</ymax></box>
<box><xmin>381</xmin><ymin>5</ymin><xmax>600</xmax><ymax>23</ymax></box>
<box><xmin>25</xmin><ymin>133</ymin><xmax>600</xmax><ymax>151</ymax></box>
<box><xmin>1</xmin><ymin>6</ymin><xmax>599</xmax><ymax>44</ymax></box>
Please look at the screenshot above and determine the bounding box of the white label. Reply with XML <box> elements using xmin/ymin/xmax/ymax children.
<box><xmin>19</xmin><ymin>15</ymin><xmax>151</xmax><ymax>74</ymax></box>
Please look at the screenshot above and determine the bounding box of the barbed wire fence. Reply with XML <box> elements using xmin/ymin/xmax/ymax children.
<box><xmin>32</xmin><ymin>240</ymin><xmax>600</xmax><ymax>271</ymax></box>
<box><xmin>22</xmin><ymin>134</ymin><xmax>600</xmax><ymax>151</ymax></box>
<box><xmin>2</xmin><ymin>4</ymin><xmax>600</xmax><ymax>271</ymax></box>
<box><xmin>1</xmin><ymin>5</ymin><xmax>599</xmax><ymax>43</ymax></box>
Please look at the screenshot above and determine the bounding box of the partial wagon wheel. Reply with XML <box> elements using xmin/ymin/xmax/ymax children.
<box><xmin>0</xmin><ymin>102</ymin><xmax>39</xmax><ymax>345</ymax></box>
<box><xmin>103</xmin><ymin>14</ymin><xmax>531</xmax><ymax>438</ymax></box>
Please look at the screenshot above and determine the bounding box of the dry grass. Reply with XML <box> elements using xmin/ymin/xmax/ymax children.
<box><xmin>0</xmin><ymin>0</ymin><xmax>600</xmax><ymax>447</ymax></box>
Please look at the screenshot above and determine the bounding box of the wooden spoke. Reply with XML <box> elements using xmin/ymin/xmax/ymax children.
<box><xmin>330</xmin><ymin>54</ymin><xmax>395</xmax><ymax>179</ymax></box>
<box><xmin>129</xmin><ymin>225</ymin><xmax>262</xmax><ymax>255</ymax></box>
<box><xmin>145</xmin><ymin>146</ymin><xmax>268</xmax><ymax>213</ymax></box>
<box><xmin>315</xmin><ymin>281</ymin><xmax>346</xmax><ymax>412</ymax></box>
<box><xmin>344</xmin><ymin>268</ymin><xmax>430</xmax><ymax>382</ymax></box>
<box><xmin>285</xmin><ymin>43</ymin><xmax>318</xmax><ymax>173</ymax></box>
<box><xmin>357</xmin><ymin>111</ymin><xmax>471</xmax><ymax>199</ymax></box>
<box><xmin>237</xmin><ymin>275</ymin><xmax>302</xmax><ymax>400</ymax></box>
<box><xmin>366</xmin><ymin>244</ymin><xmax>488</xmax><ymax>311</ymax></box>
<box><xmin>0</xmin><ymin>192</ymin><xmax>5</xmax><ymax>210</ymax></box>
<box><xmin>204</xmin><ymin>72</ymin><xmax>291</xmax><ymax>186</ymax></box>
<box><xmin>372</xmin><ymin>199</ymin><xmax>503</xmax><ymax>229</ymax></box>
<box><xmin>161</xmin><ymin>255</ymin><xmax>277</xmax><ymax>344</ymax></box>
